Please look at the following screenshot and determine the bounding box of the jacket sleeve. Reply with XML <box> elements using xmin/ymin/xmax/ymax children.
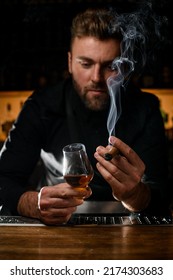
<box><xmin>132</xmin><ymin>92</ymin><xmax>171</xmax><ymax>215</ymax></box>
<box><xmin>0</xmin><ymin>92</ymin><xmax>44</xmax><ymax>215</ymax></box>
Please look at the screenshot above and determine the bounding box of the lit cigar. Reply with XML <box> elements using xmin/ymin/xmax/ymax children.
<box><xmin>104</xmin><ymin>146</ymin><xmax>119</xmax><ymax>161</ymax></box>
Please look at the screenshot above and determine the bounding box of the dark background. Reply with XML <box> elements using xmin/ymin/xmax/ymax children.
<box><xmin>0</xmin><ymin>0</ymin><xmax>172</xmax><ymax>90</ymax></box>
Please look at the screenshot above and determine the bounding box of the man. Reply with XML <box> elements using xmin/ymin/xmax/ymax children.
<box><xmin>0</xmin><ymin>7</ymin><xmax>171</xmax><ymax>225</ymax></box>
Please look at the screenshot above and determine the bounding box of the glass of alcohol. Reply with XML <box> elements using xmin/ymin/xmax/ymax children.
<box><xmin>62</xmin><ymin>143</ymin><xmax>94</xmax><ymax>188</ymax></box>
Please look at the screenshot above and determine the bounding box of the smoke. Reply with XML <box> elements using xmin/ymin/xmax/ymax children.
<box><xmin>106</xmin><ymin>0</ymin><xmax>168</xmax><ymax>138</ymax></box>
<box><xmin>107</xmin><ymin>58</ymin><xmax>134</xmax><ymax>136</ymax></box>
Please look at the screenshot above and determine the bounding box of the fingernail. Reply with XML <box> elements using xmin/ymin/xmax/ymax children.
<box><xmin>94</xmin><ymin>152</ymin><xmax>99</xmax><ymax>158</ymax></box>
<box><xmin>109</xmin><ymin>136</ymin><xmax>115</xmax><ymax>145</ymax></box>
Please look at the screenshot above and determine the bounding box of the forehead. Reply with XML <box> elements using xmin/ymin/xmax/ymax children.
<box><xmin>71</xmin><ymin>37</ymin><xmax>121</xmax><ymax>62</ymax></box>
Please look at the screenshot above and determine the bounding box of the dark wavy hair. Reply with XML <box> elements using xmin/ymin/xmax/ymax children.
<box><xmin>70</xmin><ymin>8</ymin><xmax>123</xmax><ymax>44</ymax></box>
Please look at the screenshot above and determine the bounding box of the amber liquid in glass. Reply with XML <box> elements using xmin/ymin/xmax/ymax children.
<box><xmin>64</xmin><ymin>174</ymin><xmax>93</xmax><ymax>188</ymax></box>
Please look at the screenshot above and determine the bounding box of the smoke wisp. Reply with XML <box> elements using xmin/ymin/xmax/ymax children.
<box><xmin>106</xmin><ymin>0</ymin><xmax>168</xmax><ymax>138</ymax></box>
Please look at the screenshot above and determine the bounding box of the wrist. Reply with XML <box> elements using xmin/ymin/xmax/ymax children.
<box><xmin>122</xmin><ymin>182</ymin><xmax>151</xmax><ymax>212</ymax></box>
<box><xmin>17</xmin><ymin>191</ymin><xmax>40</xmax><ymax>219</ymax></box>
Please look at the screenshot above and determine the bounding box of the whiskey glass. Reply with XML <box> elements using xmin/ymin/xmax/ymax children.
<box><xmin>62</xmin><ymin>143</ymin><xmax>94</xmax><ymax>188</ymax></box>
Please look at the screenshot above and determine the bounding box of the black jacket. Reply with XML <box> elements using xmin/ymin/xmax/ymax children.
<box><xmin>0</xmin><ymin>78</ymin><xmax>171</xmax><ymax>215</ymax></box>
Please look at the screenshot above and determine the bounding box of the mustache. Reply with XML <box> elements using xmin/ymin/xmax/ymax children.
<box><xmin>85</xmin><ymin>83</ymin><xmax>108</xmax><ymax>92</ymax></box>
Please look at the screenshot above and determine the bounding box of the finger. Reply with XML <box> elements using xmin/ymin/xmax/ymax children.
<box><xmin>96</xmin><ymin>160</ymin><xmax>122</xmax><ymax>187</ymax></box>
<box><xmin>40</xmin><ymin>205</ymin><xmax>77</xmax><ymax>215</ymax></box>
<box><xmin>69</xmin><ymin>186</ymin><xmax>92</xmax><ymax>198</ymax></box>
<box><xmin>95</xmin><ymin>151</ymin><xmax>141</xmax><ymax>188</ymax></box>
<box><xmin>85</xmin><ymin>186</ymin><xmax>92</xmax><ymax>198</ymax></box>
<box><xmin>40</xmin><ymin>212</ymin><xmax>73</xmax><ymax>225</ymax></box>
<box><xmin>95</xmin><ymin>145</ymin><xmax>119</xmax><ymax>158</ymax></box>
<box><xmin>109</xmin><ymin>136</ymin><xmax>145</xmax><ymax>169</ymax></box>
<box><xmin>41</xmin><ymin>184</ymin><xmax>89</xmax><ymax>199</ymax></box>
<box><xmin>95</xmin><ymin>147</ymin><xmax>128</xmax><ymax>173</ymax></box>
<box><xmin>40</xmin><ymin>196</ymin><xmax>83</xmax><ymax>211</ymax></box>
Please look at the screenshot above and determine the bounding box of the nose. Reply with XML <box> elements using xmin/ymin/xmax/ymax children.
<box><xmin>91</xmin><ymin>65</ymin><xmax>104</xmax><ymax>83</ymax></box>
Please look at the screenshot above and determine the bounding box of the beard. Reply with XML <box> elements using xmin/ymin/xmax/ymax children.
<box><xmin>72</xmin><ymin>77</ymin><xmax>110</xmax><ymax>111</ymax></box>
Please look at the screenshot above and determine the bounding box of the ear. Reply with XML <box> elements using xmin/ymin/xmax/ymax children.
<box><xmin>68</xmin><ymin>52</ymin><xmax>72</xmax><ymax>74</ymax></box>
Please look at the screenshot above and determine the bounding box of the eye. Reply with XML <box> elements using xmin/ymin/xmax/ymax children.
<box><xmin>107</xmin><ymin>63</ymin><xmax>114</xmax><ymax>71</ymax></box>
<box><xmin>80</xmin><ymin>61</ymin><xmax>92</xmax><ymax>68</ymax></box>
<box><xmin>104</xmin><ymin>63</ymin><xmax>117</xmax><ymax>72</ymax></box>
<box><xmin>111</xmin><ymin>63</ymin><xmax>119</xmax><ymax>73</ymax></box>
<box><xmin>76</xmin><ymin>58</ymin><xmax>93</xmax><ymax>68</ymax></box>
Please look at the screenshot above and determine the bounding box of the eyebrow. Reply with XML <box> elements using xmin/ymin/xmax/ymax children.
<box><xmin>76</xmin><ymin>56</ymin><xmax>114</xmax><ymax>65</ymax></box>
<box><xmin>76</xmin><ymin>57</ymin><xmax>93</xmax><ymax>63</ymax></box>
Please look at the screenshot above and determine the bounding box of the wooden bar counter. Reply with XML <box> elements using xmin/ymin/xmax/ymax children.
<box><xmin>0</xmin><ymin>224</ymin><xmax>173</xmax><ymax>260</ymax></box>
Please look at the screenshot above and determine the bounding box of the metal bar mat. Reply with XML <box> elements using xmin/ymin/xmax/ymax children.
<box><xmin>69</xmin><ymin>213</ymin><xmax>173</xmax><ymax>225</ymax></box>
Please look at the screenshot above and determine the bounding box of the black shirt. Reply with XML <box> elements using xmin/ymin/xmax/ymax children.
<box><xmin>0</xmin><ymin>78</ymin><xmax>171</xmax><ymax>215</ymax></box>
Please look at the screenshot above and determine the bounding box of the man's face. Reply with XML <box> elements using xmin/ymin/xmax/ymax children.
<box><xmin>68</xmin><ymin>37</ymin><xmax>121</xmax><ymax>111</ymax></box>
